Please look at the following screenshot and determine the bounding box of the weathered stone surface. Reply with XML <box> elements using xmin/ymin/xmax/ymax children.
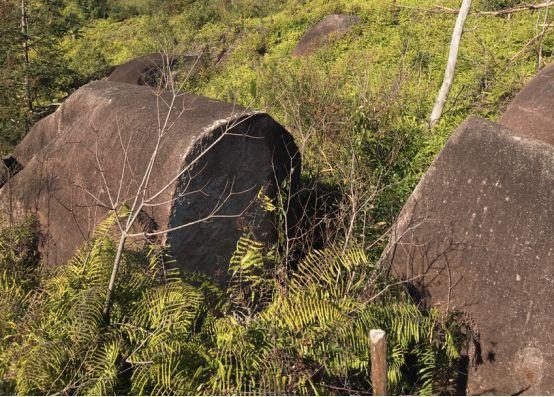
<box><xmin>0</xmin><ymin>155</ymin><xmax>23</xmax><ymax>188</ymax></box>
<box><xmin>381</xmin><ymin>116</ymin><xmax>553</xmax><ymax>395</ymax></box>
<box><xmin>1</xmin><ymin>80</ymin><xmax>299</xmax><ymax>279</ymax></box>
<box><xmin>107</xmin><ymin>52</ymin><xmax>202</xmax><ymax>86</ymax></box>
<box><xmin>500</xmin><ymin>62</ymin><xmax>554</xmax><ymax>145</ymax></box>
<box><xmin>11</xmin><ymin>111</ymin><xmax>60</xmax><ymax>167</ymax></box>
<box><xmin>10</xmin><ymin>54</ymin><xmax>205</xmax><ymax>165</ymax></box>
<box><xmin>106</xmin><ymin>53</ymin><xmax>174</xmax><ymax>85</ymax></box>
<box><xmin>292</xmin><ymin>14</ymin><xmax>360</xmax><ymax>58</ymax></box>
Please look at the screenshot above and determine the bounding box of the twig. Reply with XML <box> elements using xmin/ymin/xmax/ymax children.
<box><xmin>537</xmin><ymin>4</ymin><xmax>550</xmax><ymax>69</ymax></box>
<box><xmin>509</xmin><ymin>26</ymin><xmax>552</xmax><ymax>64</ymax></box>
<box><xmin>399</xmin><ymin>1</ymin><xmax>553</xmax><ymax>16</ymax></box>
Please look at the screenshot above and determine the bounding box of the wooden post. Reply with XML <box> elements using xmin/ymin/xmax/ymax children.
<box><xmin>370</xmin><ymin>329</ymin><xmax>388</xmax><ymax>396</ymax></box>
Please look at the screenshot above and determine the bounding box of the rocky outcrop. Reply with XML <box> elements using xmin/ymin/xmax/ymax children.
<box><xmin>500</xmin><ymin>62</ymin><xmax>554</xmax><ymax>145</ymax></box>
<box><xmin>0</xmin><ymin>80</ymin><xmax>299</xmax><ymax>279</ymax></box>
<box><xmin>106</xmin><ymin>52</ymin><xmax>176</xmax><ymax>85</ymax></box>
<box><xmin>0</xmin><ymin>155</ymin><xmax>23</xmax><ymax>189</ymax></box>
<box><xmin>9</xmin><ymin>53</ymin><xmax>206</xmax><ymax>168</ymax></box>
<box><xmin>381</xmin><ymin>64</ymin><xmax>554</xmax><ymax>395</ymax></box>
<box><xmin>107</xmin><ymin>52</ymin><xmax>203</xmax><ymax>86</ymax></box>
<box><xmin>292</xmin><ymin>14</ymin><xmax>360</xmax><ymax>58</ymax></box>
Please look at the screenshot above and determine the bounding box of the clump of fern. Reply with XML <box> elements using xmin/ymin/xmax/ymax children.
<box><xmin>205</xmin><ymin>237</ymin><xmax>460</xmax><ymax>395</ymax></box>
<box><xmin>0</xmin><ymin>214</ymin><xmax>461</xmax><ymax>395</ymax></box>
<box><xmin>0</xmin><ymin>212</ymin><xmax>220</xmax><ymax>395</ymax></box>
<box><xmin>0</xmin><ymin>216</ymin><xmax>41</xmax><ymax>394</ymax></box>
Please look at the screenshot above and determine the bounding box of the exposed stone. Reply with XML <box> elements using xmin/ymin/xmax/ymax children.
<box><xmin>0</xmin><ymin>80</ymin><xmax>299</xmax><ymax>280</ymax></box>
<box><xmin>0</xmin><ymin>155</ymin><xmax>23</xmax><ymax>188</ymax></box>
<box><xmin>11</xmin><ymin>111</ymin><xmax>60</xmax><ymax>167</ymax></box>
<box><xmin>381</xmin><ymin>116</ymin><xmax>554</xmax><ymax>395</ymax></box>
<box><xmin>292</xmin><ymin>14</ymin><xmax>360</xmax><ymax>58</ymax></box>
<box><xmin>10</xmin><ymin>53</ymin><xmax>206</xmax><ymax>167</ymax></box>
<box><xmin>106</xmin><ymin>52</ymin><xmax>203</xmax><ymax>86</ymax></box>
<box><xmin>500</xmin><ymin>62</ymin><xmax>554</xmax><ymax>145</ymax></box>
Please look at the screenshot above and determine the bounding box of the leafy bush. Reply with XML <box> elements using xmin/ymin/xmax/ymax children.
<box><xmin>477</xmin><ymin>0</ymin><xmax>529</xmax><ymax>11</ymax></box>
<box><xmin>107</xmin><ymin>0</ymin><xmax>152</xmax><ymax>20</ymax></box>
<box><xmin>0</xmin><ymin>215</ymin><xmax>461</xmax><ymax>395</ymax></box>
<box><xmin>0</xmin><ymin>217</ymin><xmax>40</xmax><ymax>393</ymax></box>
<box><xmin>74</xmin><ymin>0</ymin><xmax>108</xmax><ymax>19</ymax></box>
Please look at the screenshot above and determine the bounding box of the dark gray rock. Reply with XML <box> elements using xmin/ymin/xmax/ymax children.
<box><xmin>0</xmin><ymin>155</ymin><xmax>23</xmax><ymax>189</ymax></box>
<box><xmin>500</xmin><ymin>62</ymin><xmax>554</xmax><ymax>145</ymax></box>
<box><xmin>107</xmin><ymin>52</ymin><xmax>175</xmax><ymax>85</ymax></box>
<box><xmin>10</xmin><ymin>53</ymin><xmax>205</xmax><ymax>167</ymax></box>
<box><xmin>107</xmin><ymin>52</ymin><xmax>203</xmax><ymax>86</ymax></box>
<box><xmin>292</xmin><ymin>14</ymin><xmax>360</xmax><ymax>58</ymax></box>
<box><xmin>1</xmin><ymin>80</ymin><xmax>299</xmax><ymax>279</ymax></box>
<box><xmin>381</xmin><ymin>116</ymin><xmax>554</xmax><ymax>395</ymax></box>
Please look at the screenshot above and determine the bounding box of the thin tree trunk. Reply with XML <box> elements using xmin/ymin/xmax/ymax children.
<box><xmin>429</xmin><ymin>0</ymin><xmax>472</xmax><ymax>128</ymax></box>
<box><xmin>103</xmin><ymin>233</ymin><xmax>127</xmax><ymax>322</ymax></box>
<box><xmin>20</xmin><ymin>0</ymin><xmax>32</xmax><ymax>113</ymax></box>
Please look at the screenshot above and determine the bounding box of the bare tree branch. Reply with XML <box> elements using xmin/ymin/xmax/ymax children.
<box><xmin>399</xmin><ymin>1</ymin><xmax>552</xmax><ymax>16</ymax></box>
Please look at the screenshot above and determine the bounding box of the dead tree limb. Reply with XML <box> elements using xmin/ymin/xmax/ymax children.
<box><xmin>429</xmin><ymin>0</ymin><xmax>472</xmax><ymax>128</ymax></box>
<box><xmin>20</xmin><ymin>0</ymin><xmax>32</xmax><ymax>113</ymax></box>
<box><xmin>399</xmin><ymin>1</ymin><xmax>552</xmax><ymax>16</ymax></box>
<box><xmin>471</xmin><ymin>1</ymin><xmax>552</xmax><ymax>16</ymax></box>
<box><xmin>508</xmin><ymin>25</ymin><xmax>553</xmax><ymax>64</ymax></box>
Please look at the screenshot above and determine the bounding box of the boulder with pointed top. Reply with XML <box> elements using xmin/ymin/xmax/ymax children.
<box><xmin>500</xmin><ymin>63</ymin><xmax>554</xmax><ymax>145</ymax></box>
<box><xmin>292</xmin><ymin>14</ymin><xmax>360</xmax><ymax>58</ymax></box>
<box><xmin>381</xmin><ymin>116</ymin><xmax>553</xmax><ymax>395</ymax></box>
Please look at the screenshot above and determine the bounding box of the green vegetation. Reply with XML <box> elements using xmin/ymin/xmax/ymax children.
<box><xmin>0</xmin><ymin>0</ymin><xmax>551</xmax><ymax>394</ymax></box>
<box><xmin>2</xmin><ymin>0</ymin><xmax>550</xmax><ymax>238</ymax></box>
<box><xmin>0</xmin><ymin>215</ymin><xmax>460</xmax><ymax>395</ymax></box>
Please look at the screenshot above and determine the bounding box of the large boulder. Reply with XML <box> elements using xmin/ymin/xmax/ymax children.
<box><xmin>1</xmin><ymin>80</ymin><xmax>299</xmax><ymax>280</ymax></box>
<box><xmin>500</xmin><ymin>62</ymin><xmax>554</xmax><ymax>145</ymax></box>
<box><xmin>7</xmin><ymin>53</ymin><xmax>204</xmax><ymax>169</ymax></box>
<box><xmin>381</xmin><ymin>116</ymin><xmax>553</xmax><ymax>395</ymax></box>
<box><xmin>106</xmin><ymin>52</ymin><xmax>175</xmax><ymax>85</ymax></box>
<box><xmin>292</xmin><ymin>14</ymin><xmax>360</xmax><ymax>58</ymax></box>
<box><xmin>10</xmin><ymin>110</ymin><xmax>61</xmax><ymax>169</ymax></box>
<box><xmin>107</xmin><ymin>52</ymin><xmax>203</xmax><ymax>86</ymax></box>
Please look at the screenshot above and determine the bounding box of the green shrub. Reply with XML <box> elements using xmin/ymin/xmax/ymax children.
<box><xmin>0</xmin><ymin>214</ymin><xmax>461</xmax><ymax>395</ymax></box>
<box><xmin>107</xmin><ymin>0</ymin><xmax>151</xmax><ymax>19</ymax></box>
<box><xmin>477</xmin><ymin>0</ymin><xmax>529</xmax><ymax>11</ymax></box>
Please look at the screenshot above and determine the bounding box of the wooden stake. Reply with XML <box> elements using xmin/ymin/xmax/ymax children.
<box><xmin>370</xmin><ymin>329</ymin><xmax>388</xmax><ymax>396</ymax></box>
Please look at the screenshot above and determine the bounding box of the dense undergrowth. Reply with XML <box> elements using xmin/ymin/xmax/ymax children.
<box><xmin>0</xmin><ymin>214</ymin><xmax>461</xmax><ymax>395</ymax></box>
<box><xmin>0</xmin><ymin>0</ymin><xmax>552</xmax><ymax>394</ymax></box>
<box><xmin>2</xmin><ymin>0</ymin><xmax>551</xmax><ymax>249</ymax></box>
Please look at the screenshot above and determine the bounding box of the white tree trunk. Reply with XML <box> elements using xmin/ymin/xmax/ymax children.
<box><xmin>429</xmin><ymin>0</ymin><xmax>472</xmax><ymax>128</ymax></box>
<box><xmin>103</xmin><ymin>233</ymin><xmax>127</xmax><ymax>320</ymax></box>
